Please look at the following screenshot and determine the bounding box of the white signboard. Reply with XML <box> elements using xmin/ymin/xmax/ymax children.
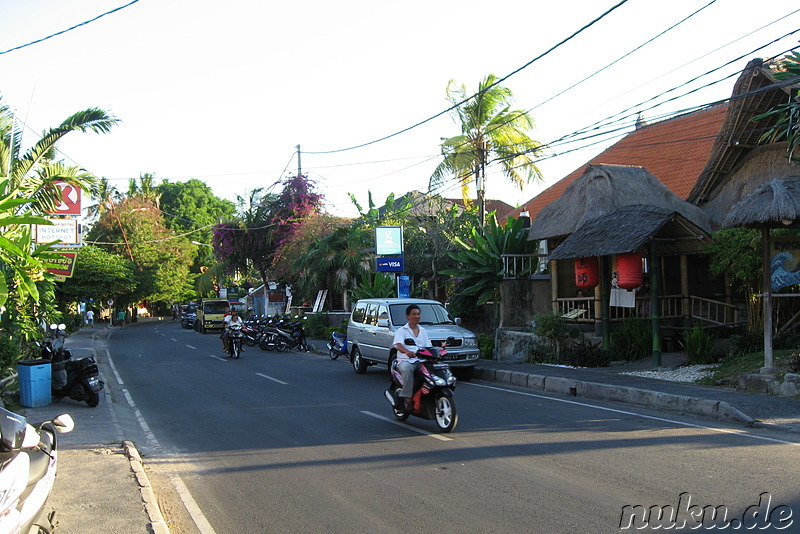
<box><xmin>35</xmin><ymin>219</ymin><xmax>79</xmax><ymax>244</ymax></box>
<box><xmin>375</xmin><ymin>226</ymin><xmax>403</xmax><ymax>255</ymax></box>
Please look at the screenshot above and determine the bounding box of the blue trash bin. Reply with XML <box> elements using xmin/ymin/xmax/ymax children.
<box><xmin>17</xmin><ymin>360</ymin><xmax>52</xmax><ymax>408</ymax></box>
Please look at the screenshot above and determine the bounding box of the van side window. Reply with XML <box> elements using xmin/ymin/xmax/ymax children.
<box><xmin>364</xmin><ymin>303</ymin><xmax>379</xmax><ymax>325</ymax></box>
<box><xmin>377</xmin><ymin>305</ymin><xmax>389</xmax><ymax>325</ymax></box>
<box><xmin>352</xmin><ymin>303</ymin><xmax>366</xmax><ymax>324</ymax></box>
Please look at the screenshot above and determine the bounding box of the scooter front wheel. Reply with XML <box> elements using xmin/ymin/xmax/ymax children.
<box><xmin>329</xmin><ymin>347</ymin><xmax>340</xmax><ymax>360</ymax></box>
<box><xmin>434</xmin><ymin>393</ymin><xmax>457</xmax><ymax>432</ymax></box>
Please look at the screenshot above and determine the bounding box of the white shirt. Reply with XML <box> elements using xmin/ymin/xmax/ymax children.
<box><xmin>393</xmin><ymin>323</ymin><xmax>432</xmax><ymax>364</ymax></box>
<box><xmin>86</xmin><ymin>310</ymin><xmax>94</xmax><ymax>320</ymax></box>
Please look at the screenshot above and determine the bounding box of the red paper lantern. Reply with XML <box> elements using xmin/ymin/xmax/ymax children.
<box><xmin>616</xmin><ymin>253</ymin><xmax>643</xmax><ymax>290</ymax></box>
<box><xmin>574</xmin><ymin>257</ymin><xmax>599</xmax><ymax>290</ymax></box>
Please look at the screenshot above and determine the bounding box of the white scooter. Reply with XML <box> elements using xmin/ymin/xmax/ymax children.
<box><xmin>0</xmin><ymin>407</ymin><xmax>74</xmax><ymax>534</ymax></box>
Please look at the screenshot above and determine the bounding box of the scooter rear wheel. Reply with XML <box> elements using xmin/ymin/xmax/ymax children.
<box><xmin>391</xmin><ymin>389</ymin><xmax>409</xmax><ymax>421</ymax></box>
<box><xmin>83</xmin><ymin>382</ymin><xmax>100</xmax><ymax>408</ymax></box>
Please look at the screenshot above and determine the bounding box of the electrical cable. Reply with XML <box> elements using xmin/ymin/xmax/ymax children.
<box><xmin>302</xmin><ymin>0</ymin><xmax>632</xmax><ymax>155</ymax></box>
<box><xmin>0</xmin><ymin>0</ymin><xmax>140</xmax><ymax>55</ymax></box>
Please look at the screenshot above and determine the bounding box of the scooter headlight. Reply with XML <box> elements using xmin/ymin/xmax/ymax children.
<box><xmin>433</xmin><ymin>376</ymin><xmax>447</xmax><ymax>386</ymax></box>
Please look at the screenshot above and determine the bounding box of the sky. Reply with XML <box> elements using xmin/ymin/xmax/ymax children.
<box><xmin>1</xmin><ymin>0</ymin><xmax>799</xmax><ymax>219</ymax></box>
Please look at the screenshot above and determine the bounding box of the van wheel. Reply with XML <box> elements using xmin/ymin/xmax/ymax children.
<box><xmin>352</xmin><ymin>347</ymin><xmax>367</xmax><ymax>374</ymax></box>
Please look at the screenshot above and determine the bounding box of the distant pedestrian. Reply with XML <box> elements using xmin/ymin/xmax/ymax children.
<box><xmin>117</xmin><ymin>309</ymin><xmax>126</xmax><ymax>326</ymax></box>
<box><xmin>86</xmin><ymin>309</ymin><xmax>95</xmax><ymax>328</ymax></box>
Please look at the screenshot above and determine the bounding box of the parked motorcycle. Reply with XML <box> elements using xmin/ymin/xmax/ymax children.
<box><xmin>259</xmin><ymin>316</ymin><xmax>308</xmax><ymax>352</ymax></box>
<box><xmin>227</xmin><ymin>323</ymin><xmax>244</xmax><ymax>359</ymax></box>
<box><xmin>40</xmin><ymin>323</ymin><xmax>104</xmax><ymax>408</ymax></box>
<box><xmin>326</xmin><ymin>331</ymin><xmax>348</xmax><ymax>360</ymax></box>
<box><xmin>384</xmin><ymin>338</ymin><xmax>458</xmax><ymax>432</ymax></box>
<box><xmin>0</xmin><ymin>407</ymin><xmax>74</xmax><ymax>534</ymax></box>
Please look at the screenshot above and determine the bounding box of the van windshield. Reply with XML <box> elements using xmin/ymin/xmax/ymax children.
<box><xmin>389</xmin><ymin>303</ymin><xmax>455</xmax><ymax>326</ymax></box>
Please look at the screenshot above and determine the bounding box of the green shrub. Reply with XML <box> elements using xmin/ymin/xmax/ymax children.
<box><xmin>304</xmin><ymin>313</ymin><xmax>330</xmax><ymax>339</ymax></box>
<box><xmin>680</xmin><ymin>324</ymin><xmax>716</xmax><ymax>365</ymax></box>
<box><xmin>727</xmin><ymin>329</ymin><xmax>762</xmax><ymax>358</ymax></box>
<box><xmin>0</xmin><ymin>336</ymin><xmax>18</xmax><ymax>378</ymax></box>
<box><xmin>477</xmin><ymin>334</ymin><xmax>494</xmax><ymax>359</ymax></box>
<box><xmin>532</xmin><ymin>313</ymin><xmax>577</xmax><ymax>357</ymax></box>
<box><xmin>564</xmin><ymin>336</ymin><xmax>611</xmax><ymax>367</ymax></box>
<box><xmin>526</xmin><ymin>342</ymin><xmax>560</xmax><ymax>364</ymax></box>
<box><xmin>610</xmin><ymin>315</ymin><xmax>652</xmax><ymax>362</ymax></box>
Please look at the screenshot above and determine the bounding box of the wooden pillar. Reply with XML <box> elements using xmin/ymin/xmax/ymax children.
<box><xmin>680</xmin><ymin>254</ymin><xmax>689</xmax><ymax>319</ymax></box>
<box><xmin>600</xmin><ymin>255</ymin><xmax>611</xmax><ymax>349</ymax></box>
<box><xmin>650</xmin><ymin>241</ymin><xmax>662</xmax><ymax>367</ymax></box>
<box><xmin>550</xmin><ymin>259</ymin><xmax>559</xmax><ymax>313</ymax></box>
<box><xmin>762</xmin><ymin>228</ymin><xmax>775</xmax><ymax>374</ymax></box>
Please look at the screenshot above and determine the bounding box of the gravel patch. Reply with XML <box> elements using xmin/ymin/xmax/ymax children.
<box><xmin>620</xmin><ymin>364</ymin><xmax>719</xmax><ymax>383</ymax></box>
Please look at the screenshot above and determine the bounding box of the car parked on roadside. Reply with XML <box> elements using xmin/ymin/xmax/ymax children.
<box><xmin>347</xmin><ymin>298</ymin><xmax>480</xmax><ymax>379</ymax></box>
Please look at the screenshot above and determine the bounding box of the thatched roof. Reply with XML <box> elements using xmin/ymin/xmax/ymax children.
<box><xmin>528</xmin><ymin>164</ymin><xmax>712</xmax><ymax>241</ymax></box>
<box><xmin>689</xmin><ymin>58</ymin><xmax>800</xmax><ymax>206</ymax></box>
<box><xmin>722</xmin><ymin>177</ymin><xmax>800</xmax><ymax>229</ymax></box>
<box><xmin>549</xmin><ymin>206</ymin><xmax>710</xmax><ymax>259</ymax></box>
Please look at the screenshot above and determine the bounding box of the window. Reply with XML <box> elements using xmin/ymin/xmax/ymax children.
<box><xmin>352</xmin><ymin>303</ymin><xmax>367</xmax><ymax>324</ymax></box>
<box><xmin>364</xmin><ymin>303</ymin><xmax>379</xmax><ymax>326</ymax></box>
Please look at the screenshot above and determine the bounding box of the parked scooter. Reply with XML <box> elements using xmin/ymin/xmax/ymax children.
<box><xmin>384</xmin><ymin>338</ymin><xmax>458</xmax><ymax>432</ymax></box>
<box><xmin>40</xmin><ymin>323</ymin><xmax>104</xmax><ymax>407</ymax></box>
<box><xmin>0</xmin><ymin>407</ymin><xmax>74</xmax><ymax>534</ymax></box>
<box><xmin>261</xmin><ymin>316</ymin><xmax>308</xmax><ymax>352</ymax></box>
<box><xmin>326</xmin><ymin>331</ymin><xmax>348</xmax><ymax>360</ymax></box>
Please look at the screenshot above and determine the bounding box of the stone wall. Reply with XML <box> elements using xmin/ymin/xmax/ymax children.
<box><xmin>739</xmin><ymin>372</ymin><xmax>800</xmax><ymax>399</ymax></box>
<box><xmin>495</xmin><ymin>329</ymin><xmax>545</xmax><ymax>362</ymax></box>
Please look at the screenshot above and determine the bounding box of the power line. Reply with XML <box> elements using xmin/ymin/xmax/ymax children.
<box><xmin>302</xmin><ymin>0</ymin><xmax>632</xmax><ymax>155</ymax></box>
<box><xmin>0</xmin><ymin>0</ymin><xmax>140</xmax><ymax>55</ymax></box>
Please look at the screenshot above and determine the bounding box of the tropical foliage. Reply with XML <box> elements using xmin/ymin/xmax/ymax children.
<box><xmin>440</xmin><ymin>215</ymin><xmax>533</xmax><ymax>307</ymax></box>
<box><xmin>755</xmin><ymin>51</ymin><xmax>800</xmax><ymax>163</ymax></box>
<box><xmin>430</xmin><ymin>74</ymin><xmax>543</xmax><ymax>222</ymax></box>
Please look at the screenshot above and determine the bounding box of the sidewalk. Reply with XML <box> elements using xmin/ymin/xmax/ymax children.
<box><xmin>16</xmin><ymin>325</ymin><xmax>165</xmax><ymax>534</ymax></box>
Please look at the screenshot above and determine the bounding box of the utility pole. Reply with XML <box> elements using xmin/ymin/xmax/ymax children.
<box><xmin>296</xmin><ymin>144</ymin><xmax>302</xmax><ymax>177</ymax></box>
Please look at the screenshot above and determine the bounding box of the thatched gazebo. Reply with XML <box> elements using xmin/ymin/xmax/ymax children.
<box><xmin>529</xmin><ymin>164</ymin><xmax>714</xmax><ymax>365</ymax></box>
<box><xmin>722</xmin><ymin>176</ymin><xmax>800</xmax><ymax>375</ymax></box>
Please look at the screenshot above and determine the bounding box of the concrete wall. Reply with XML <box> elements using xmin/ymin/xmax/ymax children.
<box><xmin>495</xmin><ymin>329</ymin><xmax>545</xmax><ymax>362</ymax></box>
<box><xmin>498</xmin><ymin>277</ymin><xmax>551</xmax><ymax>328</ymax></box>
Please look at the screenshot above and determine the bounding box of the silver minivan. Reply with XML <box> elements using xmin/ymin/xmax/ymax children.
<box><xmin>347</xmin><ymin>298</ymin><xmax>480</xmax><ymax>378</ymax></box>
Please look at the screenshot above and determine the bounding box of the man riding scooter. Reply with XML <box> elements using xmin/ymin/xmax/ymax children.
<box><xmin>392</xmin><ymin>304</ymin><xmax>431</xmax><ymax>411</ymax></box>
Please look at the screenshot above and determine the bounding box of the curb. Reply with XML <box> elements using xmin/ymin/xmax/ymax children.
<box><xmin>124</xmin><ymin>440</ymin><xmax>170</xmax><ymax>534</ymax></box>
<box><xmin>473</xmin><ymin>366</ymin><xmax>800</xmax><ymax>432</ymax></box>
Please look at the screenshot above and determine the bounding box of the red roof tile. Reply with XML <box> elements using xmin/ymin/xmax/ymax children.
<box><xmin>508</xmin><ymin>105</ymin><xmax>728</xmax><ymax>221</ymax></box>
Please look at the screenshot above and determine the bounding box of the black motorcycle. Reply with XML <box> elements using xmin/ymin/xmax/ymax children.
<box><xmin>40</xmin><ymin>323</ymin><xmax>104</xmax><ymax>407</ymax></box>
<box><xmin>384</xmin><ymin>338</ymin><xmax>458</xmax><ymax>432</ymax></box>
<box><xmin>227</xmin><ymin>323</ymin><xmax>244</xmax><ymax>359</ymax></box>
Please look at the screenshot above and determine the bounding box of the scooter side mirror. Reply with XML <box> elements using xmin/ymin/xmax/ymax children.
<box><xmin>52</xmin><ymin>414</ymin><xmax>74</xmax><ymax>434</ymax></box>
<box><xmin>404</xmin><ymin>338</ymin><xmax>416</xmax><ymax>346</ymax></box>
<box><xmin>58</xmin><ymin>324</ymin><xmax>67</xmax><ymax>331</ymax></box>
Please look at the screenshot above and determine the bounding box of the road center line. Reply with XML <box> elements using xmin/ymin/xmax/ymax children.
<box><xmin>210</xmin><ymin>354</ymin><xmax>228</xmax><ymax>361</ymax></box>
<box><xmin>186</xmin><ymin>344</ymin><xmax>197</xmax><ymax>349</ymax></box>
<box><xmin>256</xmin><ymin>373</ymin><xmax>288</xmax><ymax>385</ymax></box>
<box><xmin>361</xmin><ymin>411</ymin><xmax>452</xmax><ymax>441</ymax></box>
<box><xmin>465</xmin><ymin>382</ymin><xmax>800</xmax><ymax>447</ymax></box>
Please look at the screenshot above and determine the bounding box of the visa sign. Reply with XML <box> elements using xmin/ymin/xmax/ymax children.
<box><xmin>376</xmin><ymin>256</ymin><xmax>404</xmax><ymax>272</ymax></box>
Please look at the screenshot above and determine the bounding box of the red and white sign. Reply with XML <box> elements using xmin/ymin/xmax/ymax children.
<box><xmin>47</xmin><ymin>181</ymin><xmax>82</xmax><ymax>215</ymax></box>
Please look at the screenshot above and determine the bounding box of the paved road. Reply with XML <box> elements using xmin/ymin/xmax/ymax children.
<box><xmin>97</xmin><ymin>322</ymin><xmax>799</xmax><ymax>533</ymax></box>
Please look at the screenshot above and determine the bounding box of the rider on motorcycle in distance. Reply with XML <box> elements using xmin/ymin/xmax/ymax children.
<box><xmin>392</xmin><ymin>304</ymin><xmax>431</xmax><ymax>412</ymax></box>
<box><xmin>222</xmin><ymin>310</ymin><xmax>244</xmax><ymax>354</ymax></box>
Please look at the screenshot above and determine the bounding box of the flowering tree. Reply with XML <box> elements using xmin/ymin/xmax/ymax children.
<box><xmin>212</xmin><ymin>174</ymin><xmax>323</xmax><ymax>287</ymax></box>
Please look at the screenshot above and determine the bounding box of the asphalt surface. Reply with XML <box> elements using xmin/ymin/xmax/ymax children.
<box><xmin>14</xmin><ymin>322</ymin><xmax>800</xmax><ymax>533</ymax></box>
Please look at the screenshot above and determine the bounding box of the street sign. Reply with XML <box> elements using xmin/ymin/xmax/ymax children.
<box><xmin>398</xmin><ymin>275</ymin><xmax>411</xmax><ymax>298</ymax></box>
<box><xmin>375</xmin><ymin>226</ymin><xmax>403</xmax><ymax>255</ymax></box>
<box><xmin>45</xmin><ymin>251</ymin><xmax>77</xmax><ymax>278</ymax></box>
<box><xmin>47</xmin><ymin>181</ymin><xmax>82</xmax><ymax>215</ymax></box>
<box><xmin>35</xmin><ymin>219</ymin><xmax>79</xmax><ymax>244</ymax></box>
<box><xmin>376</xmin><ymin>256</ymin><xmax>403</xmax><ymax>272</ymax></box>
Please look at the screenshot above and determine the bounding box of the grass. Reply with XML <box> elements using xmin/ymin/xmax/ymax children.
<box><xmin>696</xmin><ymin>349</ymin><xmax>797</xmax><ymax>386</ymax></box>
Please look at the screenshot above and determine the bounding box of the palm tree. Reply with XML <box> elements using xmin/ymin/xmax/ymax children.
<box><xmin>430</xmin><ymin>74</ymin><xmax>544</xmax><ymax>225</ymax></box>
<box><xmin>85</xmin><ymin>177</ymin><xmax>121</xmax><ymax>220</ymax></box>
<box><xmin>0</xmin><ymin>96</ymin><xmax>117</xmax><ymax>309</ymax></box>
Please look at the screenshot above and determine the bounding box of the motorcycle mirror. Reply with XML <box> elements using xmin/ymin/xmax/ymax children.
<box><xmin>404</xmin><ymin>338</ymin><xmax>416</xmax><ymax>346</ymax></box>
<box><xmin>49</xmin><ymin>323</ymin><xmax>58</xmax><ymax>331</ymax></box>
<box><xmin>58</xmin><ymin>324</ymin><xmax>67</xmax><ymax>331</ymax></box>
<box><xmin>52</xmin><ymin>414</ymin><xmax>75</xmax><ymax>434</ymax></box>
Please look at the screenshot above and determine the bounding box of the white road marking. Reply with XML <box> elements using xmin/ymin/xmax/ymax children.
<box><xmin>108</xmin><ymin>352</ymin><xmax>217</xmax><ymax>534</ymax></box>
<box><xmin>170</xmin><ymin>338</ymin><xmax>177</xmax><ymax>342</ymax></box>
<box><xmin>106</xmin><ymin>348</ymin><xmax>124</xmax><ymax>385</ymax></box>
<box><xmin>186</xmin><ymin>344</ymin><xmax>197</xmax><ymax>350</ymax></box>
<box><xmin>210</xmin><ymin>354</ymin><xmax>228</xmax><ymax>361</ymax></box>
<box><xmin>466</xmin><ymin>382</ymin><xmax>800</xmax><ymax>447</ymax></box>
<box><xmin>361</xmin><ymin>411</ymin><xmax>452</xmax><ymax>441</ymax></box>
<box><xmin>256</xmin><ymin>373</ymin><xmax>288</xmax><ymax>385</ymax></box>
